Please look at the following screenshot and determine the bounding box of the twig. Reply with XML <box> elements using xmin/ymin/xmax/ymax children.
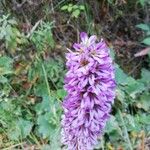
<box><xmin>12</xmin><ymin>0</ymin><xmax>27</xmax><ymax>8</ymax></box>
<box><xmin>128</xmin><ymin>59</ymin><xmax>142</xmax><ymax>76</ymax></box>
<box><xmin>50</xmin><ymin>0</ymin><xmax>54</xmax><ymax>14</ymax></box>
<box><xmin>134</xmin><ymin>47</ymin><xmax>150</xmax><ymax>57</ymax></box>
<box><xmin>29</xmin><ymin>133</ymin><xmax>42</xmax><ymax>149</ymax></box>
<box><xmin>53</xmin><ymin>0</ymin><xmax>66</xmax><ymax>10</ymax></box>
<box><xmin>140</xmin><ymin>131</ymin><xmax>145</xmax><ymax>150</ymax></box>
<box><xmin>2</xmin><ymin>142</ymin><xmax>25</xmax><ymax>150</ymax></box>
<box><xmin>26</xmin><ymin>19</ymin><xmax>42</xmax><ymax>38</ymax></box>
<box><xmin>118</xmin><ymin>109</ymin><xmax>133</xmax><ymax>150</ymax></box>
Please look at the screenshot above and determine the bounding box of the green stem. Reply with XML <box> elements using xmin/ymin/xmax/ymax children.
<box><xmin>29</xmin><ymin>133</ymin><xmax>42</xmax><ymax>149</ymax></box>
<box><xmin>36</xmin><ymin>55</ymin><xmax>57</xmax><ymax>117</ymax></box>
<box><xmin>2</xmin><ymin>142</ymin><xmax>25</xmax><ymax>150</ymax></box>
<box><xmin>101</xmin><ymin>136</ymin><xmax>105</xmax><ymax>150</ymax></box>
<box><xmin>118</xmin><ymin>109</ymin><xmax>133</xmax><ymax>150</ymax></box>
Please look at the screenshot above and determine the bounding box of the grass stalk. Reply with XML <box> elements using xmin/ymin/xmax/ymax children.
<box><xmin>118</xmin><ymin>109</ymin><xmax>133</xmax><ymax>150</ymax></box>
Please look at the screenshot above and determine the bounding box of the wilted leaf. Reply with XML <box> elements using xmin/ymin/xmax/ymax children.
<box><xmin>134</xmin><ymin>47</ymin><xmax>150</xmax><ymax>57</ymax></box>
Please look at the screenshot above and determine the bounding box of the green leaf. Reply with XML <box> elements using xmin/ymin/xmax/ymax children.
<box><xmin>136</xmin><ymin>114</ymin><xmax>150</xmax><ymax>125</ymax></box>
<box><xmin>68</xmin><ymin>5</ymin><xmax>73</xmax><ymax>12</ymax></box>
<box><xmin>110</xmin><ymin>48</ymin><xmax>115</xmax><ymax>60</ymax></box>
<box><xmin>79</xmin><ymin>5</ymin><xmax>85</xmax><ymax>10</ymax></box>
<box><xmin>35</xmin><ymin>95</ymin><xmax>51</xmax><ymax>115</ymax></box>
<box><xmin>125</xmin><ymin>80</ymin><xmax>145</xmax><ymax>99</ymax></box>
<box><xmin>0</xmin><ymin>76</ymin><xmax>8</xmax><ymax>83</ymax></box>
<box><xmin>142</xmin><ymin>37</ymin><xmax>150</xmax><ymax>45</ymax></box>
<box><xmin>41</xmin><ymin>130</ymin><xmax>61</xmax><ymax>150</ymax></box>
<box><xmin>18</xmin><ymin>119</ymin><xmax>33</xmax><ymax>138</ymax></box>
<box><xmin>37</xmin><ymin>113</ymin><xmax>52</xmax><ymax>138</ymax></box>
<box><xmin>115</xmin><ymin>64</ymin><xmax>128</xmax><ymax>85</ymax></box>
<box><xmin>61</xmin><ymin>5</ymin><xmax>68</xmax><ymax>10</ymax></box>
<box><xmin>68</xmin><ymin>4</ymin><xmax>73</xmax><ymax>7</ymax></box>
<box><xmin>42</xmin><ymin>145</ymin><xmax>51</xmax><ymax>150</ymax></box>
<box><xmin>116</xmin><ymin>88</ymin><xmax>125</xmax><ymax>102</ymax></box>
<box><xmin>0</xmin><ymin>56</ymin><xmax>13</xmax><ymax>75</ymax></box>
<box><xmin>105</xmin><ymin>115</ymin><xmax>122</xmax><ymax>141</ymax></box>
<box><xmin>8</xmin><ymin>118</ymin><xmax>33</xmax><ymax>140</ymax></box>
<box><xmin>37</xmin><ymin>112</ymin><xmax>57</xmax><ymax>139</ymax></box>
<box><xmin>8</xmin><ymin>19</ymin><xmax>17</xmax><ymax>25</ymax></box>
<box><xmin>126</xmin><ymin>76</ymin><xmax>136</xmax><ymax>84</ymax></box>
<box><xmin>56</xmin><ymin>89</ymin><xmax>67</xmax><ymax>99</ymax></box>
<box><xmin>49</xmin><ymin>128</ymin><xmax>61</xmax><ymax>150</ymax></box>
<box><xmin>105</xmin><ymin>116</ymin><xmax>119</xmax><ymax>133</ymax></box>
<box><xmin>72</xmin><ymin>5</ymin><xmax>78</xmax><ymax>9</ymax></box>
<box><xmin>139</xmin><ymin>92</ymin><xmax>150</xmax><ymax>111</ymax></box>
<box><xmin>31</xmin><ymin>22</ymin><xmax>54</xmax><ymax>52</ymax></box>
<box><xmin>139</xmin><ymin>0</ymin><xmax>146</xmax><ymax>6</ymax></box>
<box><xmin>124</xmin><ymin>114</ymin><xmax>137</xmax><ymax>131</ymax></box>
<box><xmin>35</xmin><ymin>82</ymin><xmax>48</xmax><ymax>97</ymax></box>
<box><xmin>136</xmin><ymin>23</ymin><xmax>150</xmax><ymax>31</ymax></box>
<box><xmin>72</xmin><ymin>9</ymin><xmax>80</xmax><ymax>18</ymax></box>
<box><xmin>140</xmin><ymin>68</ymin><xmax>150</xmax><ymax>84</ymax></box>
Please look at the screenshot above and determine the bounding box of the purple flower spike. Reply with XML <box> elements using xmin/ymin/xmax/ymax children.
<box><xmin>61</xmin><ymin>32</ymin><xmax>116</xmax><ymax>150</ymax></box>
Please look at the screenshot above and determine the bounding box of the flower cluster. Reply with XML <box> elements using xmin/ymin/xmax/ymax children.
<box><xmin>61</xmin><ymin>32</ymin><xmax>116</xmax><ymax>150</ymax></box>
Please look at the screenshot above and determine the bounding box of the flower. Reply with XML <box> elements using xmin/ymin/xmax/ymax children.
<box><xmin>61</xmin><ymin>32</ymin><xmax>116</xmax><ymax>150</ymax></box>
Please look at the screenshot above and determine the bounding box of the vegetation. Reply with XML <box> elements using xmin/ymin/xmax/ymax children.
<box><xmin>0</xmin><ymin>0</ymin><xmax>150</xmax><ymax>149</ymax></box>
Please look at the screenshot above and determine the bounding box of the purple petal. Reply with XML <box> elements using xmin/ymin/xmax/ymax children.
<box><xmin>73</xmin><ymin>43</ymin><xmax>81</xmax><ymax>50</ymax></box>
<box><xmin>61</xmin><ymin>32</ymin><xmax>116</xmax><ymax>150</ymax></box>
<box><xmin>88</xmin><ymin>35</ymin><xmax>97</xmax><ymax>45</ymax></box>
<box><xmin>80</xmin><ymin>32</ymin><xmax>88</xmax><ymax>43</ymax></box>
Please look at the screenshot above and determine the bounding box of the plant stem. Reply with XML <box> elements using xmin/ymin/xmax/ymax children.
<box><xmin>118</xmin><ymin>109</ymin><xmax>133</xmax><ymax>150</ymax></box>
<box><xmin>29</xmin><ymin>133</ymin><xmax>42</xmax><ymax>149</ymax></box>
<box><xmin>36</xmin><ymin>55</ymin><xmax>57</xmax><ymax>117</ymax></box>
<box><xmin>101</xmin><ymin>136</ymin><xmax>105</xmax><ymax>150</ymax></box>
<box><xmin>2</xmin><ymin>142</ymin><xmax>25</xmax><ymax>150</ymax></box>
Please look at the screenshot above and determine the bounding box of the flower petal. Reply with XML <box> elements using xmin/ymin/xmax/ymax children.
<box><xmin>88</xmin><ymin>35</ymin><xmax>97</xmax><ymax>45</ymax></box>
<box><xmin>80</xmin><ymin>32</ymin><xmax>88</xmax><ymax>43</ymax></box>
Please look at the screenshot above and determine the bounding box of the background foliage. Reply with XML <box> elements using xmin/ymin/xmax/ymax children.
<box><xmin>0</xmin><ymin>0</ymin><xmax>150</xmax><ymax>149</ymax></box>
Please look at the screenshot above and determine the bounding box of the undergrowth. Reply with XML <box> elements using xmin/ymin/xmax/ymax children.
<box><xmin>0</xmin><ymin>0</ymin><xmax>150</xmax><ymax>149</ymax></box>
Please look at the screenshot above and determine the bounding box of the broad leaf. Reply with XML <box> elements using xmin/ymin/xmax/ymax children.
<box><xmin>142</xmin><ymin>37</ymin><xmax>150</xmax><ymax>45</ymax></box>
<box><xmin>0</xmin><ymin>56</ymin><xmax>13</xmax><ymax>75</ymax></box>
<box><xmin>136</xmin><ymin>23</ymin><xmax>150</xmax><ymax>31</ymax></box>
